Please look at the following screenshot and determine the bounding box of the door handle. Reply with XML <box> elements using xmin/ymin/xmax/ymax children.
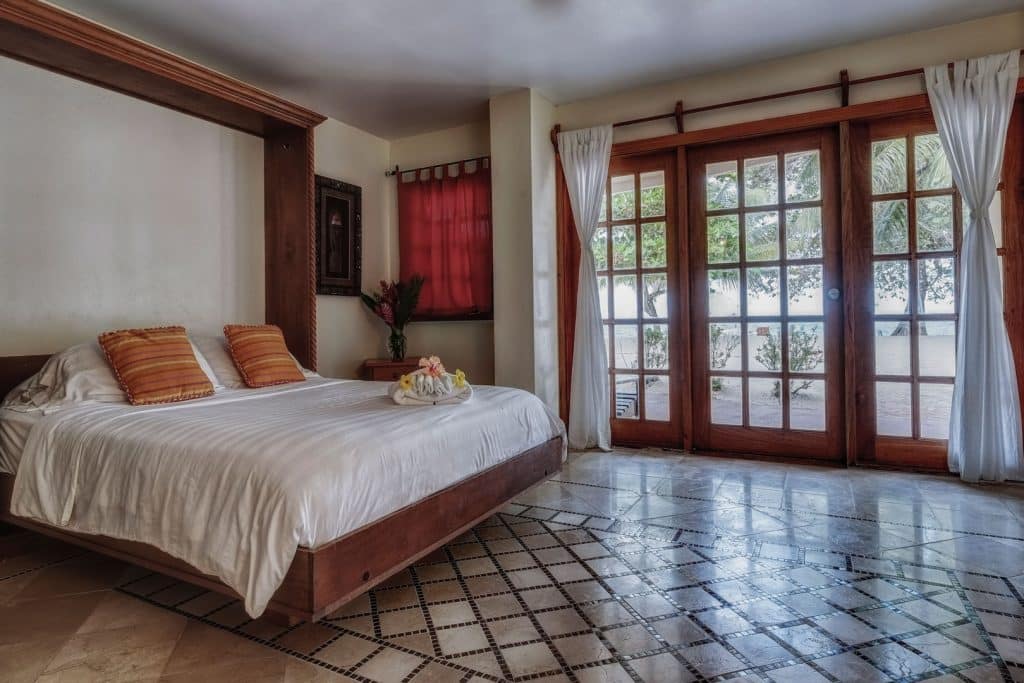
<box><xmin>827</xmin><ymin>288</ymin><xmax>841</xmax><ymax>301</ymax></box>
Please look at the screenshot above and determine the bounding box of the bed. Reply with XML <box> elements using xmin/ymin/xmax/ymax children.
<box><xmin>0</xmin><ymin>354</ymin><xmax>565</xmax><ymax>624</ymax></box>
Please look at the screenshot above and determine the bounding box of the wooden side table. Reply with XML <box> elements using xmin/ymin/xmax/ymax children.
<box><xmin>361</xmin><ymin>358</ymin><xmax>421</xmax><ymax>381</ymax></box>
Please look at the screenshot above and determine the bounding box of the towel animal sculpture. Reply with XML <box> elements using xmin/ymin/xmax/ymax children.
<box><xmin>389</xmin><ymin>356</ymin><xmax>472</xmax><ymax>405</ymax></box>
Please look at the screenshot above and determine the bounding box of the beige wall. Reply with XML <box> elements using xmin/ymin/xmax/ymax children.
<box><xmin>388</xmin><ymin>122</ymin><xmax>495</xmax><ymax>384</ymax></box>
<box><xmin>488</xmin><ymin>89</ymin><xmax>560</xmax><ymax>408</ymax></box>
<box><xmin>314</xmin><ymin>118</ymin><xmax>391</xmax><ymax>378</ymax></box>
<box><xmin>556</xmin><ymin>11</ymin><xmax>1024</xmax><ymax>142</ymax></box>
<box><xmin>0</xmin><ymin>57</ymin><xmax>264</xmax><ymax>355</ymax></box>
<box><xmin>490</xmin><ymin>90</ymin><xmax>536</xmax><ymax>391</ymax></box>
<box><xmin>529</xmin><ymin>93</ymin><xmax>559</xmax><ymax>408</ymax></box>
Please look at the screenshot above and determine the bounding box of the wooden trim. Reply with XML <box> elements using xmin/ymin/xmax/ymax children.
<box><xmin>840</xmin><ymin>121</ymin><xmax>873</xmax><ymax>465</ymax></box>
<box><xmin>0</xmin><ymin>0</ymin><xmax>324</xmax><ymax>136</ymax></box>
<box><xmin>609</xmin><ymin>82</ymin><xmax>1024</xmax><ymax>158</ymax></box>
<box><xmin>690</xmin><ymin>446</ymin><xmax>846</xmax><ymax>469</ymax></box>
<box><xmin>265</xmin><ymin>127</ymin><xmax>318</xmax><ymax>370</ymax></box>
<box><xmin>675</xmin><ymin>147</ymin><xmax>694</xmax><ymax>450</ymax></box>
<box><xmin>0</xmin><ymin>355</ymin><xmax>49</xmax><ymax>399</ymax></box>
<box><xmin>873</xmin><ymin>437</ymin><xmax>950</xmax><ymax>471</ymax></box>
<box><xmin>555</xmin><ymin>159</ymin><xmax>573</xmax><ymax>423</ymax></box>
<box><xmin>1</xmin><ymin>436</ymin><xmax>564</xmax><ymax>622</ymax></box>
<box><xmin>1003</xmin><ymin>103</ymin><xmax>1024</xmax><ymax>432</ymax></box>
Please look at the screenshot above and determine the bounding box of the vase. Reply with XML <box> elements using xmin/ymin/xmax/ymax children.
<box><xmin>388</xmin><ymin>328</ymin><xmax>407</xmax><ymax>361</ymax></box>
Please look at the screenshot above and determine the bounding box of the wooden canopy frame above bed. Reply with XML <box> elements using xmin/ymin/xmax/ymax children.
<box><xmin>0</xmin><ymin>0</ymin><xmax>325</xmax><ymax>369</ymax></box>
<box><xmin>0</xmin><ymin>1</ymin><xmax>568</xmax><ymax>625</ymax></box>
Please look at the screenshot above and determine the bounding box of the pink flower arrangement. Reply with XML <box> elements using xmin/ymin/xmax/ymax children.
<box><xmin>361</xmin><ymin>277</ymin><xmax>424</xmax><ymax>329</ymax></box>
<box><xmin>419</xmin><ymin>355</ymin><xmax>446</xmax><ymax>378</ymax></box>
<box><xmin>361</xmin><ymin>275</ymin><xmax>425</xmax><ymax>361</ymax></box>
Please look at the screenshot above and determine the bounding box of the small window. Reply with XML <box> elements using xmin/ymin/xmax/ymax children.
<box><xmin>398</xmin><ymin>159</ymin><xmax>493</xmax><ymax>320</ymax></box>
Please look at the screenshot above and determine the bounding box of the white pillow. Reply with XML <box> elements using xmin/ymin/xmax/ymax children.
<box><xmin>191</xmin><ymin>335</ymin><xmax>245</xmax><ymax>388</ymax></box>
<box><xmin>2</xmin><ymin>340</ymin><xmax>220</xmax><ymax>411</ymax></box>
<box><xmin>191</xmin><ymin>334</ymin><xmax>318</xmax><ymax>388</ymax></box>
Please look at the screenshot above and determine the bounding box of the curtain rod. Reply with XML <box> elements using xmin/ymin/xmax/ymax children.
<box><xmin>385</xmin><ymin>155</ymin><xmax>490</xmax><ymax>177</ymax></box>
<box><xmin>551</xmin><ymin>59</ymin><xmax>983</xmax><ymax>145</ymax></box>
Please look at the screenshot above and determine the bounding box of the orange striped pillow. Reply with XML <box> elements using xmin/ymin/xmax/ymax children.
<box><xmin>98</xmin><ymin>326</ymin><xmax>215</xmax><ymax>405</ymax></box>
<box><xmin>223</xmin><ymin>324</ymin><xmax>305</xmax><ymax>388</ymax></box>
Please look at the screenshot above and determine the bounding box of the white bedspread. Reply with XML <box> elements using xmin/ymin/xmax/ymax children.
<box><xmin>10</xmin><ymin>378</ymin><xmax>564</xmax><ymax>616</ymax></box>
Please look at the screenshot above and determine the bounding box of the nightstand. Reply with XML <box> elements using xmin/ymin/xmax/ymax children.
<box><xmin>361</xmin><ymin>358</ymin><xmax>421</xmax><ymax>381</ymax></box>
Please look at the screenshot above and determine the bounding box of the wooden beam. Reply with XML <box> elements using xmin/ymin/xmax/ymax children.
<box><xmin>265</xmin><ymin>127</ymin><xmax>317</xmax><ymax>370</ymax></box>
<box><xmin>0</xmin><ymin>0</ymin><xmax>325</xmax><ymax>136</ymax></box>
<box><xmin>1</xmin><ymin>0</ymin><xmax>323</xmax><ymax>369</ymax></box>
<box><xmin>1002</xmin><ymin>104</ymin><xmax>1024</xmax><ymax>433</ymax></box>
<box><xmin>612</xmin><ymin>93</ymin><xmax>931</xmax><ymax>157</ymax></box>
<box><xmin>610</xmin><ymin>79</ymin><xmax>1024</xmax><ymax>158</ymax></box>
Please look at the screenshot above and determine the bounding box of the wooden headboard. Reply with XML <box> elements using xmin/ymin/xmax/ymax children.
<box><xmin>0</xmin><ymin>355</ymin><xmax>50</xmax><ymax>400</ymax></box>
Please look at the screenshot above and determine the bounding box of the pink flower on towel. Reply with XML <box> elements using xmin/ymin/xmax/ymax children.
<box><xmin>419</xmin><ymin>355</ymin><xmax>445</xmax><ymax>377</ymax></box>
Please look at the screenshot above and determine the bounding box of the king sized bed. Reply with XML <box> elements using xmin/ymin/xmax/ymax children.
<box><xmin>0</xmin><ymin>353</ymin><xmax>565</xmax><ymax>624</ymax></box>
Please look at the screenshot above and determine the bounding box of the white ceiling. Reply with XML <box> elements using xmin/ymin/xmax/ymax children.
<box><xmin>49</xmin><ymin>0</ymin><xmax>1024</xmax><ymax>139</ymax></box>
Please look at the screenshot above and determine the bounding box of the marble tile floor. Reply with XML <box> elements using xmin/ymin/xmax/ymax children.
<box><xmin>2</xmin><ymin>448</ymin><xmax>1023</xmax><ymax>682</ymax></box>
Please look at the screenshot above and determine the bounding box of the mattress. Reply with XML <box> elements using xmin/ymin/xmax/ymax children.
<box><xmin>9</xmin><ymin>378</ymin><xmax>565</xmax><ymax>617</ymax></box>
<box><xmin>0</xmin><ymin>408</ymin><xmax>38</xmax><ymax>475</ymax></box>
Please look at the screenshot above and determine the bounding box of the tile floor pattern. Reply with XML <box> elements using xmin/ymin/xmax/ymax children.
<box><xmin>2</xmin><ymin>449</ymin><xmax>1024</xmax><ymax>682</ymax></box>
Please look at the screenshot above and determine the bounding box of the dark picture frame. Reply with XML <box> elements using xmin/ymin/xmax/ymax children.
<box><xmin>315</xmin><ymin>175</ymin><xmax>362</xmax><ymax>296</ymax></box>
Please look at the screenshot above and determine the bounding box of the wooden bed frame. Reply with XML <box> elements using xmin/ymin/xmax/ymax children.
<box><xmin>0</xmin><ymin>355</ymin><xmax>564</xmax><ymax>623</ymax></box>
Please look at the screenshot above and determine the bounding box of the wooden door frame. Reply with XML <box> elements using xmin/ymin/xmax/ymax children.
<box><xmin>686</xmin><ymin>128</ymin><xmax>844</xmax><ymax>462</ymax></box>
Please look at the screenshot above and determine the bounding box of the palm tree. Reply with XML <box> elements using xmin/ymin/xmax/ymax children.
<box><xmin>872</xmin><ymin>135</ymin><xmax>955</xmax><ymax>336</ymax></box>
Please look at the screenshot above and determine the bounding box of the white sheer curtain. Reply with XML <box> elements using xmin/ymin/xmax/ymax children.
<box><xmin>925</xmin><ymin>50</ymin><xmax>1022</xmax><ymax>482</ymax></box>
<box><xmin>558</xmin><ymin>125</ymin><xmax>613</xmax><ymax>450</ymax></box>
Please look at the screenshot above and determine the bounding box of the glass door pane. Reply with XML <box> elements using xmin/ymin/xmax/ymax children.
<box><xmin>598</xmin><ymin>155</ymin><xmax>680</xmax><ymax>447</ymax></box>
<box><xmin>689</xmin><ymin>130</ymin><xmax>842</xmax><ymax>460</ymax></box>
<box><xmin>867</xmin><ymin>126</ymin><xmax>959</xmax><ymax>464</ymax></box>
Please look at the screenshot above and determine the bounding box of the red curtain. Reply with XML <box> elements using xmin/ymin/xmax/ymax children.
<box><xmin>398</xmin><ymin>160</ymin><xmax>492</xmax><ymax>318</ymax></box>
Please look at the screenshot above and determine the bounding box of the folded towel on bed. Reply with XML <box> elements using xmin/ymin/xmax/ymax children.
<box><xmin>390</xmin><ymin>382</ymin><xmax>473</xmax><ymax>405</ymax></box>
<box><xmin>388</xmin><ymin>357</ymin><xmax>473</xmax><ymax>406</ymax></box>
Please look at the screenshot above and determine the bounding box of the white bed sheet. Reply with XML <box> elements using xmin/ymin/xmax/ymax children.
<box><xmin>10</xmin><ymin>378</ymin><xmax>565</xmax><ymax>616</ymax></box>
<box><xmin>0</xmin><ymin>408</ymin><xmax>38</xmax><ymax>474</ymax></box>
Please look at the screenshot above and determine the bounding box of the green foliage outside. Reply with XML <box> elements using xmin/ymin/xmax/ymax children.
<box><xmin>871</xmin><ymin>135</ymin><xmax>954</xmax><ymax>335</ymax></box>
<box><xmin>707</xmin><ymin>154</ymin><xmax>824</xmax><ymax>397</ymax></box>
<box><xmin>753</xmin><ymin>325</ymin><xmax>823</xmax><ymax>398</ymax></box>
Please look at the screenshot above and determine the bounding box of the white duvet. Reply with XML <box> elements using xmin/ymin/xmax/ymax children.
<box><xmin>10</xmin><ymin>378</ymin><xmax>565</xmax><ymax>616</ymax></box>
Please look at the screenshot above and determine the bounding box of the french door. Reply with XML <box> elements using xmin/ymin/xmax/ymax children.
<box><xmin>688</xmin><ymin>130</ymin><xmax>844</xmax><ymax>460</ymax></box>
<box><xmin>849</xmin><ymin>114</ymin><xmax>964</xmax><ymax>468</ymax></box>
<box><xmin>591</xmin><ymin>153</ymin><xmax>681</xmax><ymax>446</ymax></box>
<box><xmin>566</xmin><ymin>111</ymin><xmax>1017</xmax><ymax>466</ymax></box>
